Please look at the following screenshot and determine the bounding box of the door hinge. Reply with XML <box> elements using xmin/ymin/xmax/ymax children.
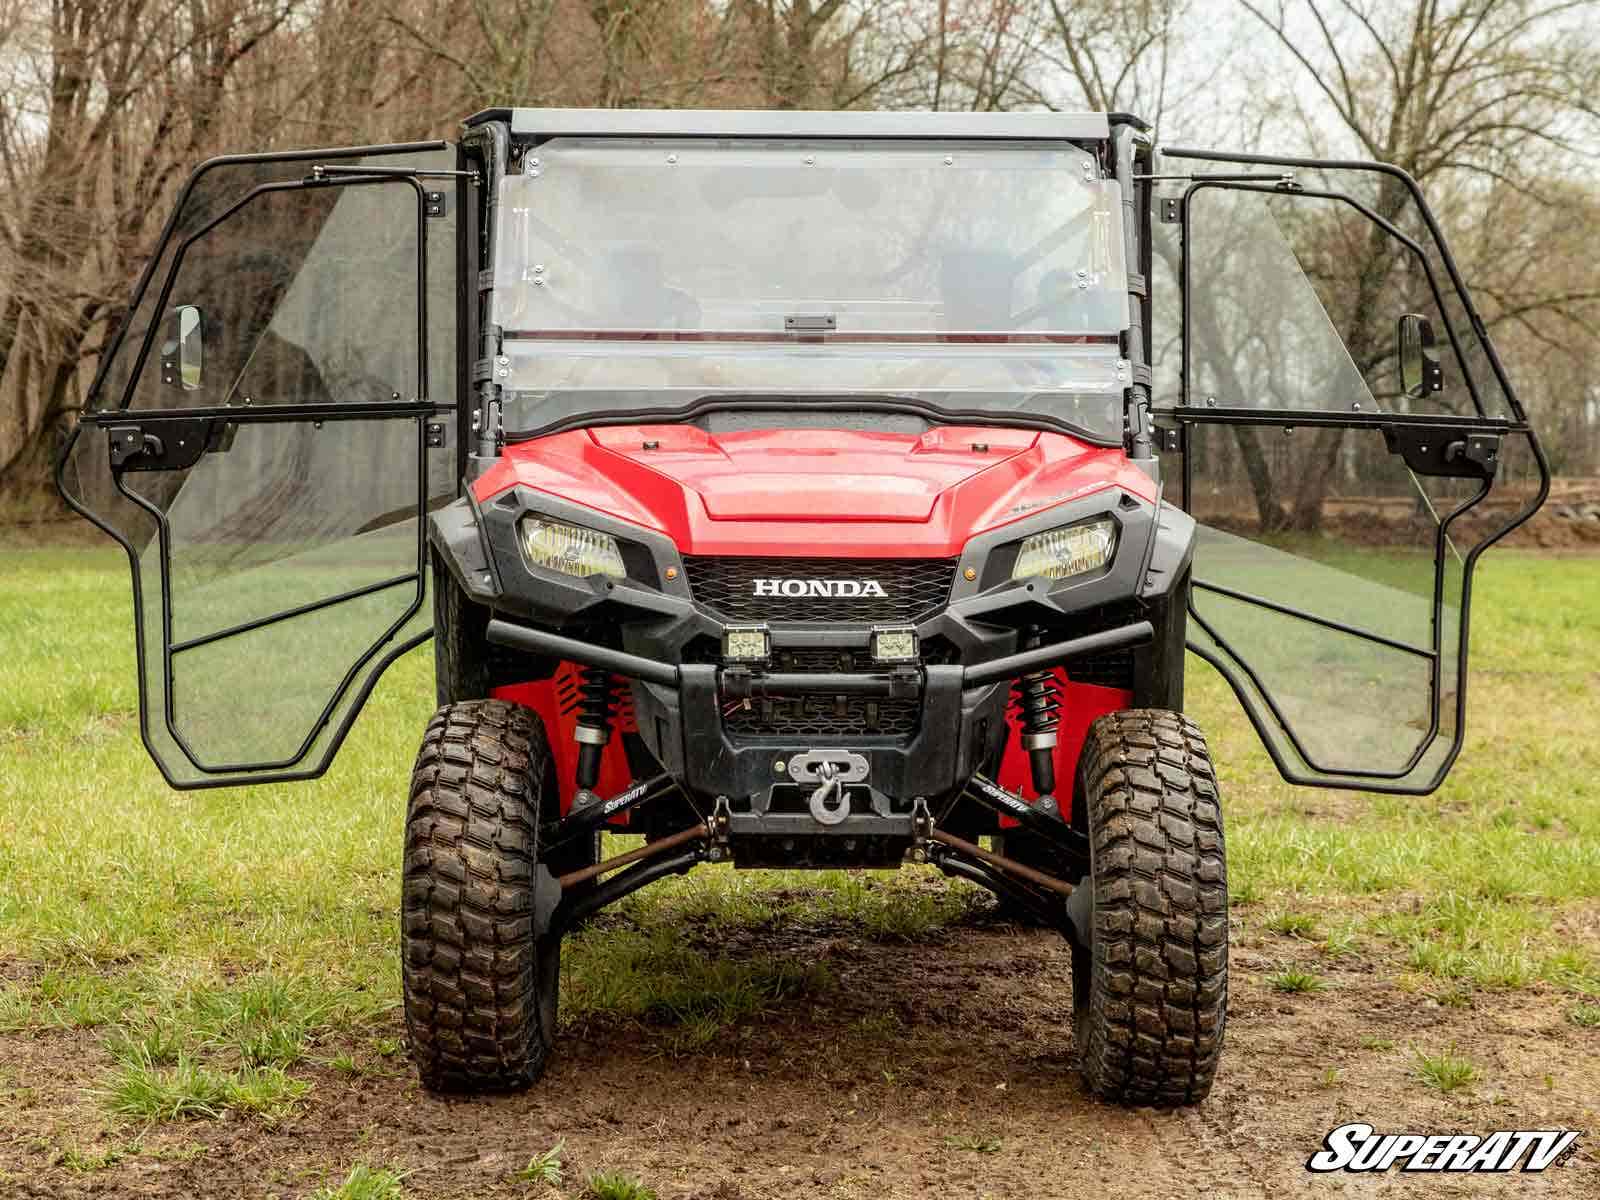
<box><xmin>425</xmin><ymin>421</ymin><xmax>446</xmax><ymax>449</ymax></box>
<box><xmin>1160</xmin><ymin>196</ymin><xmax>1183</xmax><ymax>224</ymax></box>
<box><xmin>425</xmin><ymin>189</ymin><xmax>448</xmax><ymax>219</ymax></box>
<box><xmin>474</xmin><ymin>355</ymin><xmax>511</xmax><ymax>384</ymax></box>
<box><xmin>1155</xmin><ymin>425</ymin><xmax>1184</xmax><ymax>454</ymax></box>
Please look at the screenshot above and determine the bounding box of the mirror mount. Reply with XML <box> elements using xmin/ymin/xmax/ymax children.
<box><xmin>1398</xmin><ymin>313</ymin><xmax>1443</xmax><ymax>399</ymax></box>
<box><xmin>159</xmin><ymin>305</ymin><xmax>204</xmax><ymax>391</ymax></box>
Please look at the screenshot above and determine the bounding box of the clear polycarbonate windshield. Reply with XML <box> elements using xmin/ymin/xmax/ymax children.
<box><xmin>491</xmin><ymin>137</ymin><xmax>1130</xmax><ymax>439</ymax></box>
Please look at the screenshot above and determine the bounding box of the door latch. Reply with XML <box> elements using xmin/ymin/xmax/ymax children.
<box><xmin>105</xmin><ymin>419</ymin><xmax>221</xmax><ymax>472</ymax></box>
<box><xmin>1382</xmin><ymin>426</ymin><xmax>1502</xmax><ymax>479</ymax></box>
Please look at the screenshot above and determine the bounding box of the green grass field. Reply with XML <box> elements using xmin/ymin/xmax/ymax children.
<box><xmin>1</xmin><ymin>545</ymin><xmax>1598</xmax><ymax>1186</ymax></box>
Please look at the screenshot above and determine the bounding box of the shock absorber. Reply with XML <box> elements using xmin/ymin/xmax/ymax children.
<box><xmin>573</xmin><ymin>666</ymin><xmax>622</xmax><ymax>801</ymax></box>
<box><xmin>1011</xmin><ymin>630</ymin><xmax>1062</xmax><ymax>800</ymax></box>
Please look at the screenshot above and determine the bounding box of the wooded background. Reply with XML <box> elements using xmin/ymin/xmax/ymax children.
<box><xmin>1</xmin><ymin>0</ymin><xmax>1595</xmax><ymax>519</ymax></box>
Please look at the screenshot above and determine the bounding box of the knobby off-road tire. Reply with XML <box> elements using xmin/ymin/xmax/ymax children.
<box><xmin>1072</xmin><ymin>708</ymin><xmax>1227</xmax><ymax>1106</ymax></box>
<box><xmin>403</xmin><ymin>699</ymin><xmax>561</xmax><ymax>1092</ymax></box>
<box><xmin>430</xmin><ymin>552</ymin><xmax>600</xmax><ymax>884</ymax></box>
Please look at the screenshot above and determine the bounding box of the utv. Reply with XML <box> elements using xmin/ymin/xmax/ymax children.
<box><xmin>58</xmin><ymin>108</ymin><xmax>1547</xmax><ymax>1106</ymax></box>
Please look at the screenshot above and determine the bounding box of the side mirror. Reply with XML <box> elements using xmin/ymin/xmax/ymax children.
<box><xmin>1398</xmin><ymin>313</ymin><xmax>1442</xmax><ymax>399</ymax></box>
<box><xmin>160</xmin><ymin>305</ymin><xmax>203</xmax><ymax>391</ymax></box>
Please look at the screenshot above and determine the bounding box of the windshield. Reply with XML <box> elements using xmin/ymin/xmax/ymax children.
<box><xmin>492</xmin><ymin>136</ymin><xmax>1130</xmax><ymax>439</ymax></box>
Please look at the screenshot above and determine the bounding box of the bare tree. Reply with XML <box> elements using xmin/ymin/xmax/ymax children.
<box><xmin>1</xmin><ymin>0</ymin><xmax>1597</xmax><ymax>524</ymax></box>
<box><xmin>1032</xmin><ymin>0</ymin><xmax>1186</xmax><ymax>121</ymax></box>
<box><xmin>1236</xmin><ymin>0</ymin><xmax>1600</xmax><ymax>527</ymax></box>
<box><xmin>0</xmin><ymin>0</ymin><xmax>301</xmax><ymax>513</ymax></box>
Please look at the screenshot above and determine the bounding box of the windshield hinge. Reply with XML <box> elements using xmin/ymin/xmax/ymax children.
<box><xmin>475</xmin><ymin>322</ymin><xmax>505</xmax><ymax>458</ymax></box>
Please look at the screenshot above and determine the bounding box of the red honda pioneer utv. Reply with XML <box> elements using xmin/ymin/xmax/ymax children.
<box><xmin>57</xmin><ymin>109</ymin><xmax>1547</xmax><ymax>1106</ymax></box>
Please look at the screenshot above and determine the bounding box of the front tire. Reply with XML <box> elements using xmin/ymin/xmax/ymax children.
<box><xmin>402</xmin><ymin>700</ymin><xmax>561</xmax><ymax>1092</ymax></box>
<box><xmin>1071</xmin><ymin>709</ymin><xmax>1228</xmax><ymax>1105</ymax></box>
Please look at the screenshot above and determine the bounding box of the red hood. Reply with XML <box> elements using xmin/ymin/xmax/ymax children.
<box><xmin>472</xmin><ymin>424</ymin><xmax>1157</xmax><ymax>557</ymax></box>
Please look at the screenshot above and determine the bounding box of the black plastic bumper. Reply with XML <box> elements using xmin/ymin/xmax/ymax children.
<box><xmin>485</xmin><ymin>617</ymin><xmax>1153</xmax><ymax>693</ymax></box>
<box><xmin>486</xmin><ymin>616</ymin><xmax>1153</xmax><ymax>805</ymax></box>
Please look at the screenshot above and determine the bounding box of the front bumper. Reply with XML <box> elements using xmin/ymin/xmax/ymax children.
<box><xmin>486</xmin><ymin>615</ymin><xmax>1151</xmax><ymax>806</ymax></box>
<box><xmin>432</xmin><ymin>478</ymin><xmax>1193</xmax><ymax>831</ymax></box>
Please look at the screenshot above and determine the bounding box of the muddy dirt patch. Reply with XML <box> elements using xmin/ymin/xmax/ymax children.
<box><xmin>4</xmin><ymin>919</ymin><xmax>1596</xmax><ymax>1199</ymax></box>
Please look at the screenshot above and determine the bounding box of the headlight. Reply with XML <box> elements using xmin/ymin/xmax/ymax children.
<box><xmin>1012</xmin><ymin>517</ymin><xmax>1117</xmax><ymax>581</ymax></box>
<box><xmin>518</xmin><ymin>516</ymin><xmax>626</xmax><ymax>579</ymax></box>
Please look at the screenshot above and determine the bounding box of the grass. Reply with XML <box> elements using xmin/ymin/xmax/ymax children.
<box><xmin>561</xmin><ymin>925</ymin><xmax>835</xmax><ymax>1051</ymax></box>
<box><xmin>102</xmin><ymin>1050</ymin><xmax>310</xmax><ymax>1122</ymax></box>
<box><xmin>1262</xmin><ymin>911</ymin><xmax>1320</xmax><ymax>938</ymax></box>
<box><xmin>515</xmin><ymin>1140</ymin><xmax>565</xmax><ymax>1187</ymax></box>
<box><xmin>1318</xmin><ymin>925</ymin><xmax>1360</xmax><ymax>959</ymax></box>
<box><xmin>582</xmin><ymin>1170</ymin><xmax>656</xmax><ymax>1200</ymax></box>
<box><xmin>60</xmin><ymin>1143</ymin><xmax>132</xmax><ymax>1172</ymax></box>
<box><xmin>0</xmin><ymin>546</ymin><xmax>1597</xmax><ymax>1168</ymax></box>
<box><xmin>1413</xmin><ymin>1045</ymin><xmax>1478</xmax><ymax>1093</ymax></box>
<box><xmin>1268</xmin><ymin>968</ymin><xmax>1326</xmax><ymax>994</ymax></box>
<box><xmin>310</xmin><ymin>1164</ymin><xmax>407</xmax><ymax>1200</ymax></box>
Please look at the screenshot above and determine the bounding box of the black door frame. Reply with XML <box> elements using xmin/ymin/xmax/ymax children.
<box><xmin>1157</xmin><ymin>146</ymin><xmax>1550</xmax><ymax>795</ymax></box>
<box><xmin>56</xmin><ymin>144</ymin><xmax>455</xmax><ymax>789</ymax></box>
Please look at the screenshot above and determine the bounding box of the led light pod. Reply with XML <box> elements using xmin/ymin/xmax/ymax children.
<box><xmin>722</xmin><ymin>624</ymin><xmax>771</xmax><ymax>662</ymax></box>
<box><xmin>870</xmin><ymin>626</ymin><xmax>919</xmax><ymax>662</ymax></box>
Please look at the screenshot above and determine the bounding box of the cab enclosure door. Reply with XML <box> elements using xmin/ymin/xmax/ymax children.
<box><xmin>57</xmin><ymin>143</ymin><xmax>461</xmax><ymax>788</ymax></box>
<box><xmin>1151</xmin><ymin>148</ymin><xmax>1548</xmax><ymax>794</ymax></box>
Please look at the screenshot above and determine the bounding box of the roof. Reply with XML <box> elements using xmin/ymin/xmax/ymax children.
<box><xmin>463</xmin><ymin>107</ymin><xmax>1112</xmax><ymax>141</ymax></box>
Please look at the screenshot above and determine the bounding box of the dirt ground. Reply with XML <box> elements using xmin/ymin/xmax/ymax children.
<box><xmin>4</xmin><ymin>908</ymin><xmax>1596</xmax><ymax>1199</ymax></box>
<box><xmin>1319</xmin><ymin>481</ymin><xmax>1600</xmax><ymax>551</ymax></box>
